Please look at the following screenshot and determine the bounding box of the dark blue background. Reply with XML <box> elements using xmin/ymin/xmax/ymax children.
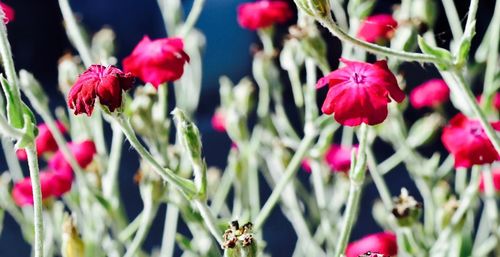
<box><xmin>0</xmin><ymin>0</ymin><xmax>495</xmax><ymax>256</ymax></box>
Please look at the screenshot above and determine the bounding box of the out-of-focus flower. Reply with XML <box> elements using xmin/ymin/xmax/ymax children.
<box><xmin>477</xmin><ymin>93</ymin><xmax>500</xmax><ymax>111</ymax></box>
<box><xmin>16</xmin><ymin>121</ymin><xmax>67</xmax><ymax>160</ymax></box>
<box><xmin>479</xmin><ymin>169</ymin><xmax>500</xmax><ymax>193</ymax></box>
<box><xmin>49</xmin><ymin>140</ymin><xmax>97</xmax><ymax>172</ymax></box>
<box><xmin>68</xmin><ymin>65</ymin><xmax>134</xmax><ymax>116</ymax></box>
<box><xmin>211</xmin><ymin>109</ymin><xmax>227</xmax><ymax>132</ymax></box>
<box><xmin>325</xmin><ymin>144</ymin><xmax>356</xmax><ymax>172</ymax></box>
<box><xmin>123</xmin><ymin>36</ymin><xmax>189</xmax><ymax>88</ymax></box>
<box><xmin>317</xmin><ymin>59</ymin><xmax>405</xmax><ymax>126</ymax></box>
<box><xmin>237</xmin><ymin>0</ymin><xmax>293</xmax><ymax>30</ymax></box>
<box><xmin>0</xmin><ymin>2</ymin><xmax>15</xmax><ymax>24</ymax></box>
<box><xmin>301</xmin><ymin>158</ymin><xmax>312</xmax><ymax>173</ymax></box>
<box><xmin>441</xmin><ymin>114</ymin><xmax>500</xmax><ymax>168</ymax></box>
<box><xmin>410</xmin><ymin>79</ymin><xmax>449</xmax><ymax>109</ymax></box>
<box><xmin>357</xmin><ymin>14</ymin><xmax>398</xmax><ymax>44</ymax></box>
<box><xmin>12</xmin><ymin>168</ymin><xmax>73</xmax><ymax>206</ymax></box>
<box><xmin>346</xmin><ymin>232</ymin><xmax>398</xmax><ymax>257</ymax></box>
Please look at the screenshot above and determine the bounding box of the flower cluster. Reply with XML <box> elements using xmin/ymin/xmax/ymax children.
<box><xmin>12</xmin><ymin>140</ymin><xmax>96</xmax><ymax>206</ymax></box>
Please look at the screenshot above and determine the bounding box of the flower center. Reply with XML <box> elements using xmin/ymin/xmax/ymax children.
<box><xmin>469</xmin><ymin>124</ymin><xmax>484</xmax><ymax>137</ymax></box>
<box><xmin>352</xmin><ymin>72</ymin><xmax>365</xmax><ymax>84</ymax></box>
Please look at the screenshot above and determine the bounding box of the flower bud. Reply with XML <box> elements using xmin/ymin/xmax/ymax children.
<box><xmin>392</xmin><ymin>188</ymin><xmax>422</xmax><ymax>227</ymax></box>
<box><xmin>58</xmin><ymin>55</ymin><xmax>82</xmax><ymax>95</ymax></box>
<box><xmin>232</xmin><ymin>78</ymin><xmax>254</xmax><ymax>116</ymax></box>
<box><xmin>62</xmin><ymin>215</ymin><xmax>84</xmax><ymax>257</ymax></box>
<box><xmin>436</xmin><ymin>197</ymin><xmax>463</xmax><ymax>232</ymax></box>
<box><xmin>91</xmin><ymin>27</ymin><xmax>116</xmax><ymax>64</ymax></box>
<box><xmin>407</xmin><ymin>113</ymin><xmax>444</xmax><ymax>148</ymax></box>
<box><xmin>19</xmin><ymin>70</ymin><xmax>49</xmax><ymax>108</ymax></box>
<box><xmin>411</xmin><ymin>0</ymin><xmax>437</xmax><ymax>27</ymax></box>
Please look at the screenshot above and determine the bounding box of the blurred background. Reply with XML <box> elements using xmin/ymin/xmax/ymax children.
<box><xmin>0</xmin><ymin>0</ymin><xmax>496</xmax><ymax>256</ymax></box>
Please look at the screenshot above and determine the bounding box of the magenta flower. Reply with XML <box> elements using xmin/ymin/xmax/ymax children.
<box><xmin>0</xmin><ymin>2</ymin><xmax>15</xmax><ymax>24</ymax></box>
<box><xmin>16</xmin><ymin>121</ymin><xmax>67</xmax><ymax>160</ymax></box>
<box><xmin>123</xmin><ymin>36</ymin><xmax>190</xmax><ymax>88</ymax></box>
<box><xmin>237</xmin><ymin>0</ymin><xmax>293</xmax><ymax>30</ymax></box>
<box><xmin>12</xmin><ymin>168</ymin><xmax>73</xmax><ymax>206</ymax></box>
<box><xmin>49</xmin><ymin>140</ymin><xmax>97</xmax><ymax>172</ymax></box>
<box><xmin>211</xmin><ymin>109</ymin><xmax>226</xmax><ymax>132</ymax></box>
<box><xmin>357</xmin><ymin>14</ymin><xmax>398</xmax><ymax>44</ymax></box>
<box><xmin>317</xmin><ymin>59</ymin><xmax>405</xmax><ymax>126</ymax></box>
<box><xmin>346</xmin><ymin>232</ymin><xmax>398</xmax><ymax>257</ymax></box>
<box><xmin>410</xmin><ymin>79</ymin><xmax>450</xmax><ymax>109</ymax></box>
<box><xmin>441</xmin><ymin>114</ymin><xmax>500</xmax><ymax>168</ymax></box>
<box><xmin>325</xmin><ymin>144</ymin><xmax>357</xmax><ymax>172</ymax></box>
<box><xmin>68</xmin><ymin>65</ymin><xmax>134</xmax><ymax>116</ymax></box>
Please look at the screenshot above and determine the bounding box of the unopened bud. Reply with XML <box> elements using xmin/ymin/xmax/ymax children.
<box><xmin>58</xmin><ymin>55</ymin><xmax>82</xmax><ymax>95</ymax></box>
<box><xmin>91</xmin><ymin>27</ymin><xmax>116</xmax><ymax>64</ymax></box>
<box><xmin>407</xmin><ymin>113</ymin><xmax>444</xmax><ymax>148</ymax></box>
<box><xmin>19</xmin><ymin>70</ymin><xmax>49</xmax><ymax>107</ymax></box>
<box><xmin>62</xmin><ymin>215</ymin><xmax>84</xmax><ymax>257</ymax></box>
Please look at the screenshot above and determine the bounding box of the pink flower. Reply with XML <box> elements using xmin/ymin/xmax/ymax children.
<box><xmin>325</xmin><ymin>144</ymin><xmax>356</xmax><ymax>172</ymax></box>
<box><xmin>68</xmin><ymin>65</ymin><xmax>134</xmax><ymax>116</ymax></box>
<box><xmin>346</xmin><ymin>232</ymin><xmax>398</xmax><ymax>257</ymax></box>
<box><xmin>16</xmin><ymin>121</ymin><xmax>67</xmax><ymax>160</ymax></box>
<box><xmin>357</xmin><ymin>14</ymin><xmax>398</xmax><ymax>43</ymax></box>
<box><xmin>301</xmin><ymin>158</ymin><xmax>312</xmax><ymax>173</ymax></box>
<box><xmin>317</xmin><ymin>59</ymin><xmax>405</xmax><ymax>126</ymax></box>
<box><xmin>0</xmin><ymin>2</ymin><xmax>15</xmax><ymax>24</ymax></box>
<box><xmin>12</xmin><ymin>168</ymin><xmax>73</xmax><ymax>206</ymax></box>
<box><xmin>410</xmin><ymin>79</ymin><xmax>450</xmax><ymax>109</ymax></box>
<box><xmin>123</xmin><ymin>36</ymin><xmax>190</xmax><ymax>88</ymax></box>
<box><xmin>237</xmin><ymin>0</ymin><xmax>293</xmax><ymax>30</ymax></box>
<box><xmin>441</xmin><ymin>114</ymin><xmax>500</xmax><ymax>168</ymax></box>
<box><xmin>49</xmin><ymin>140</ymin><xmax>97</xmax><ymax>172</ymax></box>
<box><xmin>211</xmin><ymin>110</ymin><xmax>226</xmax><ymax>132</ymax></box>
<box><xmin>479</xmin><ymin>169</ymin><xmax>500</xmax><ymax>193</ymax></box>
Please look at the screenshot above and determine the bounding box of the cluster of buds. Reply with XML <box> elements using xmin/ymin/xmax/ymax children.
<box><xmin>222</xmin><ymin>221</ymin><xmax>257</xmax><ymax>257</ymax></box>
<box><xmin>391</xmin><ymin>188</ymin><xmax>422</xmax><ymax>227</ymax></box>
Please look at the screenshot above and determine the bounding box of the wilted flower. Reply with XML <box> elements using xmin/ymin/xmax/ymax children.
<box><xmin>237</xmin><ymin>0</ymin><xmax>293</xmax><ymax>30</ymax></box>
<box><xmin>12</xmin><ymin>168</ymin><xmax>73</xmax><ymax>206</ymax></box>
<box><xmin>49</xmin><ymin>140</ymin><xmax>97</xmax><ymax>172</ymax></box>
<box><xmin>123</xmin><ymin>36</ymin><xmax>189</xmax><ymax>88</ymax></box>
<box><xmin>325</xmin><ymin>144</ymin><xmax>356</xmax><ymax>172</ymax></box>
<box><xmin>357</xmin><ymin>14</ymin><xmax>398</xmax><ymax>44</ymax></box>
<box><xmin>346</xmin><ymin>232</ymin><xmax>398</xmax><ymax>257</ymax></box>
<box><xmin>317</xmin><ymin>59</ymin><xmax>405</xmax><ymax>126</ymax></box>
<box><xmin>211</xmin><ymin>109</ymin><xmax>227</xmax><ymax>132</ymax></box>
<box><xmin>410</xmin><ymin>79</ymin><xmax>449</xmax><ymax>109</ymax></box>
<box><xmin>479</xmin><ymin>169</ymin><xmax>500</xmax><ymax>193</ymax></box>
<box><xmin>16</xmin><ymin>121</ymin><xmax>67</xmax><ymax>160</ymax></box>
<box><xmin>441</xmin><ymin>114</ymin><xmax>500</xmax><ymax>168</ymax></box>
<box><xmin>68</xmin><ymin>65</ymin><xmax>134</xmax><ymax>116</ymax></box>
<box><xmin>0</xmin><ymin>2</ymin><xmax>14</xmax><ymax>24</ymax></box>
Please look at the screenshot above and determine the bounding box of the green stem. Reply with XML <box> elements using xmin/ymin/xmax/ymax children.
<box><xmin>193</xmin><ymin>199</ymin><xmax>223</xmax><ymax>245</ymax></box>
<box><xmin>441</xmin><ymin>0</ymin><xmax>463</xmax><ymax>40</ymax></box>
<box><xmin>0</xmin><ymin>9</ymin><xmax>20</xmax><ymax>99</ymax></box>
<box><xmin>1</xmin><ymin>138</ymin><xmax>23</xmax><ymax>181</ymax></box>
<box><xmin>26</xmin><ymin>145</ymin><xmax>44</xmax><ymax>257</ymax></box>
<box><xmin>177</xmin><ymin>0</ymin><xmax>206</xmax><ymax>38</ymax></box>
<box><xmin>316</xmin><ymin>15</ymin><xmax>439</xmax><ymax>63</ymax></box>
<box><xmin>481</xmin><ymin>167</ymin><xmax>500</xmax><ymax>254</ymax></box>
<box><xmin>253</xmin><ymin>131</ymin><xmax>317</xmax><ymax>230</ymax></box>
<box><xmin>123</xmin><ymin>185</ymin><xmax>158</xmax><ymax>257</ymax></box>
<box><xmin>482</xmin><ymin>0</ymin><xmax>500</xmax><ymax>106</ymax></box>
<box><xmin>58</xmin><ymin>0</ymin><xmax>93</xmax><ymax>67</ymax></box>
<box><xmin>365</xmin><ymin>148</ymin><xmax>393</xmax><ymax>210</ymax></box>
<box><xmin>160</xmin><ymin>204</ymin><xmax>179</xmax><ymax>257</ymax></box>
<box><xmin>333</xmin><ymin>123</ymin><xmax>369</xmax><ymax>257</ymax></box>
<box><xmin>115</xmin><ymin>116</ymin><xmax>197</xmax><ymax>197</ymax></box>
